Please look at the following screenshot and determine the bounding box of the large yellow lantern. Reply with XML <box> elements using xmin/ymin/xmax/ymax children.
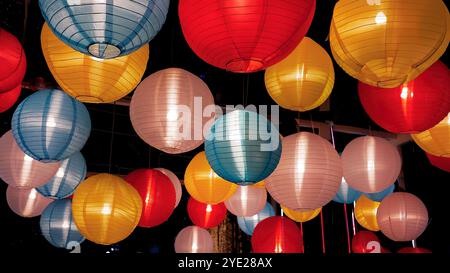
<box><xmin>354</xmin><ymin>195</ymin><xmax>380</xmax><ymax>232</ymax></box>
<box><xmin>265</xmin><ymin>37</ymin><xmax>334</xmax><ymax>111</ymax></box>
<box><xmin>330</xmin><ymin>0</ymin><xmax>449</xmax><ymax>88</ymax></box>
<box><xmin>41</xmin><ymin>24</ymin><xmax>149</xmax><ymax>103</ymax></box>
<box><xmin>282</xmin><ymin>205</ymin><xmax>321</xmax><ymax>223</ymax></box>
<box><xmin>411</xmin><ymin>113</ymin><xmax>450</xmax><ymax>157</ymax></box>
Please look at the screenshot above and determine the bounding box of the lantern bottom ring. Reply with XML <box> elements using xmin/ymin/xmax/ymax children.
<box><xmin>226</xmin><ymin>58</ymin><xmax>264</xmax><ymax>73</ymax></box>
<box><xmin>76</xmin><ymin>95</ymin><xmax>105</xmax><ymax>103</ymax></box>
<box><xmin>88</xmin><ymin>43</ymin><xmax>121</xmax><ymax>59</ymax></box>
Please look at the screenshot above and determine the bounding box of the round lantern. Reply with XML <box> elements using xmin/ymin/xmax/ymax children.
<box><xmin>342</xmin><ymin>136</ymin><xmax>401</xmax><ymax>193</ymax></box>
<box><xmin>40</xmin><ymin>199</ymin><xmax>84</xmax><ymax>248</ymax></box>
<box><xmin>358</xmin><ymin>61</ymin><xmax>450</xmax><ymax>133</ymax></box>
<box><xmin>0</xmin><ymin>28</ymin><xmax>26</xmax><ymax>92</ymax></box>
<box><xmin>0</xmin><ymin>84</ymin><xmax>21</xmax><ymax>113</ymax></box>
<box><xmin>174</xmin><ymin>226</ymin><xmax>214</xmax><ymax>253</ymax></box>
<box><xmin>333</xmin><ymin>178</ymin><xmax>363</xmax><ymax>204</ymax></box>
<box><xmin>72</xmin><ymin>173</ymin><xmax>142</xmax><ymax>245</ymax></box>
<box><xmin>155</xmin><ymin>168</ymin><xmax>182</xmax><ymax>208</ymax></box>
<box><xmin>187</xmin><ymin>197</ymin><xmax>227</xmax><ymax>229</ymax></box>
<box><xmin>224</xmin><ymin>185</ymin><xmax>267</xmax><ymax>217</ymax></box>
<box><xmin>41</xmin><ymin>24</ymin><xmax>149</xmax><ymax>103</ymax></box>
<box><xmin>11</xmin><ymin>89</ymin><xmax>91</xmax><ymax>162</ymax></box>
<box><xmin>398</xmin><ymin>247</ymin><xmax>432</xmax><ymax>254</ymax></box>
<box><xmin>330</xmin><ymin>0</ymin><xmax>449</xmax><ymax>88</ymax></box>
<box><xmin>237</xmin><ymin>203</ymin><xmax>275</xmax><ymax>236</ymax></box>
<box><xmin>36</xmin><ymin>152</ymin><xmax>86</xmax><ymax>199</ymax></box>
<box><xmin>265</xmin><ymin>37</ymin><xmax>334</xmax><ymax>111</ymax></box>
<box><xmin>0</xmin><ymin>131</ymin><xmax>60</xmax><ymax>188</ymax></box>
<box><xmin>205</xmin><ymin>109</ymin><xmax>282</xmax><ymax>184</ymax></box>
<box><xmin>130</xmin><ymin>68</ymin><xmax>215</xmax><ymax>154</ymax></box>
<box><xmin>184</xmin><ymin>152</ymin><xmax>237</xmax><ymax>204</ymax></box>
<box><xmin>426</xmin><ymin>153</ymin><xmax>450</xmax><ymax>172</ymax></box>
<box><xmin>251</xmin><ymin>216</ymin><xmax>303</xmax><ymax>253</ymax></box>
<box><xmin>365</xmin><ymin>183</ymin><xmax>395</xmax><ymax>202</ymax></box>
<box><xmin>265</xmin><ymin>132</ymin><xmax>342</xmax><ymax>211</ymax></box>
<box><xmin>6</xmin><ymin>186</ymin><xmax>53</xmax><ymax>217</ymax></box>
<box><xmin>125</xmin><ymin>169</ymin><xmax>176</xmax><ymax>228</ymax></box>
<box><xmin>282</xmin><ymin>206</ymin><xmax>321</xmax><ymax>223</ymax></box>
<box><xmin>38</xmin><ymin>0</ymin><xmax>169</xmax><ymax>58</ymax></box>
<box><xmin>377</xmin><ymin>192</ymin><xmax>429</xmax><ymax>242</ymax></box>
<box><xmin>354</xmin><ymin>195</ymin><xmax>380</xmax><ymax>232</ymax></box>
<box><xmin>179</xmin><ymin>0</ymin><xmax>315</xmax><ymax>73</ymax></box>
<box><xmin>411</xmin><ymin>113</ymin><xmax>450</xmax><ymax>157</ymax></box>
<box><xmin>352</xmin><ymin>231</ymin><xmax>380</xmax><ymax>254</ymax></box>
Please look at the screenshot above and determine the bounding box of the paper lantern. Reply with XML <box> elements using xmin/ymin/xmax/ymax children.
<box><xmin>184</xmin><ymin>152</ymin><xmax>237</xmax><ymax>204</ymax></box>
<box><xmin>125</xmin><ymin>169</ymin><xmax>176</xmax><ymax>228</ymax></box>
<box><xmin>11</xmin><ymin>89</ymin><xmax>91</xmax><ymax>162</ymax></box>
<box><xmin>377</xmin><ymin>192</ymin><xmax>428</xmax><ymax>242</ymax></box>
<box><xmin>265</xmin><ymin>132</ymin><xmax>342</xmax><ymax>211</ymax></box>
<box><xmin>174</xmin><ymin>226</ymin><xmax>214</xmax><ymax>253</ymax></box>
<box><xmin>39</xmin><ymin>0</ymin><xmax>169</xmax><ymax>58</ymax></box>
<box><xmin>282</xmin><ymin>206</ymin><xmax>321</xmax><ymax>223</ymax></box>
<box><xmin>426</xmin><ymin>153</ymin><xmax>450</xmax><ymax>172</ymax></box>
<box><xmin>355</xmin><ymin>195</ymin><xmax>380</xmax><ymax>232</ymax></box>
<box><xmin>237</xmin><ymin>203</ymin><xmax>275</xmax><ymax>236</ymax></box>
<box><xmin>0</xmin><ymin>28</ymin><xmax>26</xmax><ymax>92</ymax></box>
<box><xmin>72</xmin><ymin>173</ymin><xmax>142</xmax><ymax>245</ymax></box>
<box><xmin>398</xmin><ymin>247</ymin><xmax>432</xmax><ymax>254</ymax></box>
<box><xmin>36</xmin><ymin>152</ymin><xmax>86</xmax><ymax>199</ymax></box>
<box><xmin>155</xmin><ymin>168</ymin><xmax>182</xmax><ymax>208</ymax></box>
<box><xmin>40</xmin><ymin>199</ymin><xmax>84</xmax><ymax>248</ymax></box>
<box><xmin>205</xmin><ymin>110</ymin><xmax>282</xmax><ymax>184</ymax></box>
<box><xmin>352</xmin><ymin>231</ymin><xmax>380</xmax><ymax>254</ymax></box>
<box><xmin>342</xmin><ymin>136</ymin><xmax>401</xmax><ymax>193</ymax></box>
<box><xmin>187</xmin><ymin>197</ymin><xmax>227</xmax><ymax>229</ymax></box>
<box><xmin>358</xmin><ymin>61</ymin><xmax>450</xmax><ymax>133</ymax></box>
<box><xmin>251</xmin><ymin>216</ymin><xmax>303</xmax><ymax>253</ymax></box>
<box><xmin>224</xmin><ymin>185</ymin><xmax>267</xmax><ymax>217</ymax></box>
<box><xmin>0</xmin><ymin>131</ymin><xmax>60</xmax><ymax>188</ymax></box>
<box><xmin>6</xmin><ymin>186</ymin><xmax>53</xmax><ymax>217</ymax></box>
<box><xmin>330</xmin><ymin>0</ymin><xmax>449</xmax><ymax>88</ymax></box>
<box><xmin>365</xmin><ymin>183</ymin><xmax>395</xmax><ymax>202</ymax></box>
<box><xmin>130</xmin><ymin>68</ymin><xmax>215</xmax><ymax>154</ymax></box>
<box><xmin>265</xmin><ymin>37</ymin><xmax>334</xmax><ymax>111</ymax></box>
<box><xmin>411</xmin><ymin>113</ymin><xmax>450</xmax><ymax>157</ymax></box>
<box><xmin>333</xmin><ymin>178</ymin><xmax>362</xmax><ymax>204</ymax></box>
<box><xmin>0</xmin><ymin>84</ymin><xmax>21</xmax><ymax>113</ymax></box>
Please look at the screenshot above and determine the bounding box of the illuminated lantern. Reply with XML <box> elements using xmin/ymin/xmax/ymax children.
<box><xmin>237</xmin><ymin>203</ymin><xmax>275</xmax><ymax>236</ymax></box>
<box><xmin>224</xmin><ymin>185</ymin><xmax>267</xmax><ymax>217</ymax></box>
<box><xmin>352</xmin><ymin>231</ymin><xmax>380</xmax><ymax>254</ymax></box>
<box><xmin>342</xmin><ymin>136</ymin><xmax>401</xmax><ymax>193</ymax></box>
<box><xmin>11</xmin><ymin>89</ymin><xmax>91</xmax><ymax>162</ymax></box>
<box><xmin>187</xmin><ymin>197</ymin><xmax>227</xmax><ymax>229</ymax></box>
<box><xmin>377</xmin><ymin>192</ymin><xmax>428</xmax><ymax>242</ymax></box>
<box><xmin>282</xmin><ymin>206</ymin><xmax>321</xmax><ymax>223</ymax></box>
<box><xmin>155</xmin><ymin>168</ymin><xmax>183</xmax><ymax>208</ymax></box>
<box><xmin>398</xmin><ymin>247</ymin><xmax>432</xmax><ymax>254</ymax></box>
<box><xmin>265</xmin><ymin>37</ymin><xmax>334</xmax><ymax>111</ymax></box>
<box><xmin>333</xmin><ymin>178</ymin><xmax>362</xmax><ymax>204</ymax></box>
<box><xmin>40</xmin><ymin>199</ymin><xmax>84</xmax><ymax>248</ymax></box>
<box><xmin>365</xmin><ymin>183</ymin><xmax>395</xmax><ymax>202</ymax></box>
<box><xmin>0</xmin><ymin>131</ymin><xmax>60</xmax><ymax>188</ymax></box>
<box><xmin>265</xmin><ymin>132</ymin><xmax>342</xmax><ymax>211</ymax></box>
<box><xmin>205</xmin><ymin>110</ymin><xmax>282</xmax><ymax>184</ymax></box>
<box><xmin>0</xmin><ymin>28</ymin><xmax>26</xmax><ymax>92</ymax></box>
<box><xmin>174</xmin><ymin>226</ymin><xmax>214</xmax><ymax>253</ymax></box>
<box><xmin>251</xmin><ymin>216</ymin><xmax>303</xmax><ymax>253</ymax></box>
<box><xmin>355</xmin><ymin>195</ymin><xmax>380</xmax><ymax>232</ymax></box>
<box><xmin>130</xmin><ymin>68</ymin><xmax>215</xmax><ymax>154</ymax></box>
<box><xmin>330</xmin><ymin>0</ymin><xmax>449</xmax><ymax>88</ymax></box>
<box><xmin>72</xmin><ymin>174</ymin><xmax>142</xmax><ymax>245</ymax></box>
<box><xmin>0</xmin><ymin>85</ymin><xmax>21</xmax><ymax>113</ymax></box>
<box><xmin>36</xmin><ymin>152</ymin><xmax>86</xmax><ymax>199</ymax></box>
<box><xmin>6</xmin><ymin>186</ymin><xmax>53</xmax><ymax>217</ymax></box>
<box><xmin>184</xmin><ymin>152</ymin><xmax>237</xmax><ymax>204</ymax></box>
<box><xmin>426</xmin><ymin>153</ymin><xmax>450</xmax><ymax>172</ymax></box>
<box><xmin>411</xmin><ymin>113</ymin><xmax>450</xmax><ymax>157</ymax></box>
<box><xmin>39</xmin><ymin>0</ymin><xmax>169</xmax><ymax>58</ymax></box>
<box><xmin>358</xmin><ymin>61</ymin><xmax>450</xmax><ymax>133</ymax></box>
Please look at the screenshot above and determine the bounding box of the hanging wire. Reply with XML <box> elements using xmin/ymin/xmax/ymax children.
<box><xmin>320</xmin><ymin>210</ymin><xmax>326</xmax><ymax>254</ymax></box>
<box><xmin>343</xmin><ymin>203</ymin><xmax>352</xmax><ymax>253</ymax></box>
<box><xmin>330</xmin><ymin>121</ymin><xmax>336</xmax><ymax>148</ymax></box>
<box><xmin>309</xmin><ymin>112</ymin><xmax>316</xmax><ymax>134</ymax></box>
<box><xmin>108</xmin><ymin>102</ymin><xmax>117</xmax><ymax>173</ymax></box>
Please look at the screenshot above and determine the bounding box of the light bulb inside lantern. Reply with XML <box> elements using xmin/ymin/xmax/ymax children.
<box><xmin>167</xmin><ymin>109</ymin><xmax>179</xmax><ymax>122</ymax></box>
<box><xmin>375</xmin><ymin>11</ymin><xmax>387</xmax><ymax>24</ymax></box>
<box><xmin>206</xmin><ymin>204</ymin><xmax>212</xmax><ymax>213</ymax></box>
<box><xmin>56</xmin><ymin>169</ymin><xmax>65</xmax><ymax>178</ymax></box>
<box><xmin>29</xmin><ymin>189</ymin><xmax>38</xmax><ymax>200</ymax></box>
<box><xmin>46</xmin><ymin>117</ymin><xmax>57</xmax><ymax>128</ymax></box>
<box><xmin>400</xmin><ymin>87</ymin><xmax>409</xmax><ymax>99</ymax></box>
<box><xmin>101</xmin><ymin>204</ymin><xmax>112</xmax><ymax>215</ymax></box>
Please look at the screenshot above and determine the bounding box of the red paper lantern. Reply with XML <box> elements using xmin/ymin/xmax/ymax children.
<box><xmin>0</xmin><ymin>85</ymin><xmax>21</xmax><ymax>113</ymax></box>
<box><xmin>398</xmin><ymin>247</ymin><xmax>431</xmax><ymax>254</ymax></box>
<box><xmin>179</xmin><ymin>0</ymin><xmax>315</xmax><ymax>73</ymax></box>
<box><xmin>352</xmin><ymin>230</ymin><xmax>380</xmax><ymax>254</ymax></box>
<box><xmin>187</xmin><ymin>197</ymin><xmax>227</xmax><ymax>229</ymax></box>
<box><xmin>251</xmin><ymin>216</ymin><xmax>303</xmax><ymax>253</ymax></box>
<box><xmin>125</xmin><ymin>169</ymin><xmax>176</xmax><ymax>228</ymax></box>
<box><xmin>358</xmin><ymin>61</ymin><xmax>450</xmax><ymax>133</ymax></box>
<box><xmin>0</xmin><ymin>28</ymin><xmax>26</xmax><ymax>92</ymax></box>
<box><xmin>426</xmin><ymin>153</ymin><xmax>450</xmax><ymax>173</ymax></box>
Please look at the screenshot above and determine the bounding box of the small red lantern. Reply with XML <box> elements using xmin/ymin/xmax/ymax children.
<box><xmin>398</xmin><ymin>247</ymin><xmax>431</xmax><ymax>254</ymax></box>
<box><xmin>125</xmin><ymin>169</ymin><xmax>176</xmax><ymax>228</ymax></box>
<box><xmin>0</xmin><ymin>28</ymin><xmax>26</xmax><ymax>93</ymax></box>
<box><xmin>187</xmin><ymin>197</ymin><xmax>227</xmax><ymax>229</ymax></box>
<box><xmin>0</xmin><ymin>85</ymin><xmax>21</xmax><ymax>113</ymax></box>
<box><xmin>352</xmin><ymin>231</ymin><xmax>380</xmax><ymax>253</ymax></box>
<box><xmin>426</xmin><ymin>153</ymin><xmax>450</xmax><ymax>173</ymax></box>
<box><xmin>358</xmin><ymin>61</ymin><xmax>450</xmax><ymax>133</ymax></box>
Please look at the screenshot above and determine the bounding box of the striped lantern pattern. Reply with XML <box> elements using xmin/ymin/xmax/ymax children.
<box><xmin>365</xmin><ymin>183</ymin><xmax>395</xmax><ymax>202</ymax></box>
<box><xmin>0</xmin><ymin>28</ymin><xmax>26</xmax><ymax>93</ymax></box>
<box><xmin>174</xmin><ymin>226</ymin><xmax>214</xmax><ymax>253</ymax></box>
<box><xmin>411</xmin><ymin>113</ymin><xmax>450</xmax><ymax>157</ymax></box>
<box><xmin>155</xmin><ymin>168</ymin><xmax>183</xmax><ymax>208</ymax></box>
<box><xmin>6</xmin><ymin>186</ymin><xmax>54</xmax><ymax>218</ymax></box>
<box><xmin>354</xmin><ymin>195</ymin><xmax>380</xmax><ymax>232</ymax></box>
<box><xmin>282</xmin><ymin>206</ymin><xmax>322</xmax><ymax>223</ymax></box>
<box><xmin>333</xmin><ymin>178</ymin><xmax>363</xmax><ymax>204</ymax></box>
<box><xmin>0</xmin><ymin>84</ymin><xmax>21</xmax><ymax>113</ymax></box>
<box><xmin>237</xmin><ymin>202</ymin><xmax>275</xmax><ymax>236</ymax></box>
<box><xmin>224</xmin><ymin>185</ymin><xmax>267</xmax><ymax>217</ymax></box>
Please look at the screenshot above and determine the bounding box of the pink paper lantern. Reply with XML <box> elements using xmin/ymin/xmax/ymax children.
<box><xmin>225</xmin><ymin>185</ymin><xmax>267</xmax><ymax>217</ymax></box>
<box><xmin>265</xmin><ymin>132</ymin><xmax>342</xmax><ymax>211</ymax></box>
<box><xmin>174</xmin><ymin>226</ymin><xmax>214</xmax><ymax>253</ymax></box>
<box><xmin>6</xmin><ymin>186</ymin><xmax>53</xmax><ymax>217</ymax></box>
<box><xmin>155</xmin><ymin>168</ymin><xmax>182</xmax><ymax>208</ymax></box>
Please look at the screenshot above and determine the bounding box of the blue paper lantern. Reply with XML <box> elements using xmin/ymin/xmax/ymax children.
<box><xmin>205</xmin><ymin>110</ymin><xmax>282</xmax><ymax>184</ymax></box>
<box><xmin>333</xmin><ymin>178</ymin><xmax>362</xmax><ymax>204</ymax></box>
<box><xmin>11</xmin><ymin>89</ymin><xmax>91</xmax><ymax>162</ymax></box>
<box><xmin>365</xmin><ymin>183</ymin><xmax>395</xmax><ymax>202</ymax></box>
<box><xmin>40</xmin><ymin>199</ymin><xmax>85</xmax><ymax>248</ymax></box>
<box><xmin>237</xmin><ymin>202</ymin><xmax>275</xmax><ymax>236</ymax></box>
<box><xmin>37</xmin><ymin>152</ymin><xmax>87</xmax><ymax>199</ymax></box>
<box><xmin>38</xmin><ymin>0</ymin><xmax>170</xmax><ymax>59</ymax></box>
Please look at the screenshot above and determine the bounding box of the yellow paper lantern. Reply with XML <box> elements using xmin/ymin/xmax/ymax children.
<box><xmin>330</xmin><ymin>0</ymin><xmax>449</xmax><ymax>88</ymax></box>
<box><xmin>265</xmin><ymin>37</ymin><xmax>334</xmax><ymax>111</ymax></box>
<box><xmin>41</xmin><ymin>23</ymin><xmax>149</xmax><ymax>103</ymax></box>
<box><xmin>72</xmin><ymin>173</ymin><xmax>142</xmax><ymax>245</ymax></box>
<box><xmin>282</xmin><ymin>206</ymin><xmax>321</xmax><ymax>223</ymax></box>
<box><xmin>411</xmin><ymin>113</ymin><xmax>450</xmax><ymax>157</ymax></box>
<box><xmin>184</xmin><ymin>152</ymin><xmax>237</xmax><ymax>204</ymax></box>
<box><xmin>355</xmin><ymin>195</ymin><xmax>380</xmax><ymax>232</ymax></box>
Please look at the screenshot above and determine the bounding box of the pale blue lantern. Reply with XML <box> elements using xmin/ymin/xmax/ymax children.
<box><xmin>237</xmin><ymin>202</ymin><xmax>275</xmax><ymax>236</ymax></box>
<box><xmin>365</xmin><ymin>183</ymin><xmax>395</xmax><ymax>202</ymax></box>
<box><xmin>37</xmin><ymin>152</ymin><xmax>87</xmax><ymax>199</ymax></box>
<box><xmin>11</xmin><ymin>89</ymin><xmax>91</xmax><ymax>162</ymax></box>
<box><xmin>39</xmin><ymin>0</ymin><xmax>170</xmax><ymax>59</ymax></box>
<box><xmin>205</xmin><ymin>110</ymin><xmax>282</xmax><ymax>184</ymax></box>
<box><xmin>333</xmin><ymin>178</ymin><xmax>362</xmax><ymax>204</ymax></box>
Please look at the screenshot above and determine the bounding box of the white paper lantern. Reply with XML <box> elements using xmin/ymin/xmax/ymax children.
<box><xmin>225</xmin><ymin>185</ymin><xmax>267</xmax><ymax>217</ymax></box>
<box><xmin>174</xmin><ymin>226</ymin><xmax>214</xmax><ymax>253</ymax></box>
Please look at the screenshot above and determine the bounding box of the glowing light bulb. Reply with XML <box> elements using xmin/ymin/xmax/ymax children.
<box><xmin>206</xmin><ymin>204</ymin><xmax>212</xmax><ymax>212</ymax></box>
<box><xmin>375</xmin><ymin>11</ymin><xmax>387</xmax><ymax>24</ymax></box>
<box><xmin>46</xmin><ymin>117</ymin><xmax>57</xmax><ymax>128</ymax></box>
<box><xmin>101</xmin><ymin>204</ymin><xmax>112</xmax><ymax>215</ymax></box>
<box><xmin>167</xmin><ymin>109</ymin><xmax>178</xmax><ymax>121</ymax></box>
<box><xmin>56</xmin><ymin>169</ymin><xmax>65</xmax><ymax>178</ymax></box>
<box><xmin>401</xmin><ymin>86</ymin><xmax>409</xmax><ymax>99</ymax></box>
